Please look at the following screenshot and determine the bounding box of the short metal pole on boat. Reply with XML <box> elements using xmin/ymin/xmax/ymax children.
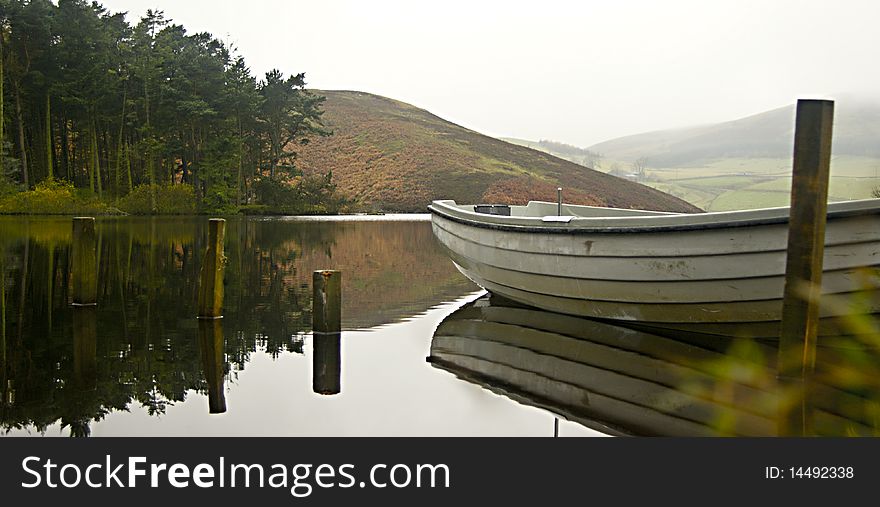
<box><xmin>198</xmin><ymin>218</ymin><xmax>226</xmax><ymax>319</ymax></box>
<box><xmin>313</xmin><ymin>270</ymin><xmax>342</xmax><ymax>395</ymax></box>
<box><xmin>557</xmin><ymin>187</ymin><xmax>563</xmax><ymax>216</ymax></box>
<box><xmin>777</xmin><ymin>99</ymin><xmax>834</xmax><ymax>434</ymax></box>
<box><xmin>71</xmin><ymin>217</ymin><xmax>98</xmax><ymax>306</ymax></box>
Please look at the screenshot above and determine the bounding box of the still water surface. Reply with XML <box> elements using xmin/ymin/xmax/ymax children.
<box><xmin>1</xmin><ymin>216</ymin><xmax>878</xmax><ymax>437</ymax></box>
<box><xmin>0</xmin><ymin>215</ymin><xmax>599</xmax><ymax>437</ymax></box>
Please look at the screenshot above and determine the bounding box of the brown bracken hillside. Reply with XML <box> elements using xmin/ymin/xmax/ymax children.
<box><xmin>296</xmin><ymin>90</ymin><xmax>702</xmax><ymax>213</ymax></box>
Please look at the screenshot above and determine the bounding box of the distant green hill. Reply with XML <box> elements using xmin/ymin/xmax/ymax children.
<box><xmin>588</xmin><ymin>100</ymin><xmax>880</xmax><ymax>166</ymax></box>
<box><xmin>510</xmin><ymin>100</ymin><xmax>880</xmax><ymax>211</ymax></box>
<box><xmin>295</xmin><ymin>91</ymin><xmax>700</xmax><ymax>213</ymax></box>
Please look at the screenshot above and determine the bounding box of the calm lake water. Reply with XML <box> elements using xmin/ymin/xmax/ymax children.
<box><xmin>1</xmin><ymin>215</ymin><xmax>878</xmax><ymax>437</ymax></box>
<box><xmin>0</xmin><ymin>215</ymin><xmax>600</xmax><ymax>437</ymax></box>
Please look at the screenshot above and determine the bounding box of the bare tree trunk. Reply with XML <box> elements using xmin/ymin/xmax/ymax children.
<box><xmin>61</xmin><ymin>115</ymin><xmax>71</xmax><ymax>181</ymax></box>
<box><xmin>144</xmin><ymin>81</ymin><xmax>155</xmax><ymax>210</ymax></box>
<box><xmin>237</xmin><ymin>116</ymin><xmax>243</xmax><ymax>205</ymax></box>
<box><xmin>15</xmin><ymin>88</ymin><xmax>28</xmax><ymax>188</ymax></box>
<box><xmin>45</xmin><ymin>93</ymin><xmax>53</xmax><ymax>179</ymax></box>
<box><xmin>191</xmin><ymin>124</ymin><xmax>201</xmax><ymax>199</ymax></box>
<box><xmin>115</xmin><ymin>86</ymin><xmax>127</xmax><ymax>198</ymax></box>
<box><xmin>93</xmin><ymin>120</ymin><xmax>103</xmax><ymax>198</ymax></box>
<box><xmin>123</xmin><ymin>141</ymin><xmax>132</xmax><ymax>192</ymax></box>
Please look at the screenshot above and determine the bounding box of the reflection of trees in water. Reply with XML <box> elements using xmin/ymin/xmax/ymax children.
<box><xmin>0</xmin><ymin>217</ymin><xmax>473</xmax><ymax>435</ymax></box>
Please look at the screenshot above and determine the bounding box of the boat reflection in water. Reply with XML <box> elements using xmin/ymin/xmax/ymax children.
<box><xmin>428</xmin><ymin>294</ymin><xmax>880</xmax><ymax>436</ymax></box>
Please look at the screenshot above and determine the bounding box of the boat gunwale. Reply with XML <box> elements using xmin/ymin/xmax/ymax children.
<box><xmin>428</xmin><ymin>198</ymin><xmax>880</xmax><ymax>234</ymax></box>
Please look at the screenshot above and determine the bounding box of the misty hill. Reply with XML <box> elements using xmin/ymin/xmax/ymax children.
<box><xmin>295</xmin><ymin>91</ymin><xmax>700</xmax><ymax>213</ymax></box>
<box><xmin>587</xmin><ymin>101</ymin><xmax>880</xmax><ymax>167</ymax></box>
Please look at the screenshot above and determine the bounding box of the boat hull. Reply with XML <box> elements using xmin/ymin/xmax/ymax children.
<box><xmin>429</xmin><ymin>199</ymin><xmax>880</xmax><ymax>331</ymax></box>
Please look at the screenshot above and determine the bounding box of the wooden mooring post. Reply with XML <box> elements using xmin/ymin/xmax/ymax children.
<box><xmin>198</xmin><ymin>219</ymin><xmax>226</xmax><ymax>319</ymax></box>
<box><xmin>313</xmin><ymin>270</ymin><xmax>341</xmax><ymax>333</ymax></box>
<box><xmin>71</xmin><ymin>217</ymin><xmax>98</xmax><ymax>306</ymax></box>
<box><xmin>313</xmin><ymin>270</ymin><xmax>341</xmax><ymax>395</ymax></box>
<box><xmin>777</xmin><ymin>99</ymin><xmax>834</xmax><ymax>435</ymax></box>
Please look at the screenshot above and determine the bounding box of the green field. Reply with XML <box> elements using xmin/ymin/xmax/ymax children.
<box><xmin>635</xmin><ymin>156</ymin><xmax>880</xmax><ymax>211</ymax></box>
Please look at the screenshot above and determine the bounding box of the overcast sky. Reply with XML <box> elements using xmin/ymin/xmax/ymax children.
<box><xmin>99</xmin><ymin>0</ymin><xmax>880</xmax><ymax>147</ymax></box>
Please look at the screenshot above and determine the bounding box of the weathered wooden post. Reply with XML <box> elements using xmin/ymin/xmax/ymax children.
<box><xmin>198</xmin><ymin>218</ymin><xmax>226</xmax><ymax>319</ymax></box>
<box><xmin>313</xmin><ymin>270</ymin><xmax>341</xmax><ymax>395</ymax></box>
<box><xmin>71</xmin><ymin>217</ymin><xmax>98</xmax><ymax>306</ymax></box>
<box><xmin>778</xmin><ymin>99</ymin><xmax>834</xmax><ymax>376</ymax></box>
<box><xmin>196</xmin><ymin>219</ymin><xmax>227</xmax><ymax>411</ymax></box>
<box><xmin>313</xmin><ymin>270</ymin><xmax>341</xmax><ymax>333</ymax></box>
<box><xmin>72</xmin><ymin>305</ymin><xmax>97</xmax><ymax>391</ymax></box>
<box><xmin>777</xmin><ymin>99</ymin><xmax>834</xmax><ymax>435</ymax></box>
<box><xmin>198</xmin><ymin>319</ymin><xmax>227</xmax><ymax>413</ymax></box>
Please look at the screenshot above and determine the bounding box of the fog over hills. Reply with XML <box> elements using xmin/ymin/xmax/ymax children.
<box><xmin>587</xmin><ymin>100</ymin><xmax>880</xmax><ymax>166</ymax></box>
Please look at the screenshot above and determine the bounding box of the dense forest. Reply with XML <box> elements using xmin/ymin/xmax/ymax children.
<box><xmin>0</xmin><ymin>0</ymin><xmax>342</xmax><ymax>214</ymax></box>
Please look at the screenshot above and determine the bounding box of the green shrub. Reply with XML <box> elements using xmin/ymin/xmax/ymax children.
<box><xmin>0</xmin><ymin>178</ymin><xmax>19</xmax><ymax>198</ymax></box>
<box><xmin>251</xmin><ymin>173</ymin><xmax>348</xmax><ymax>215</ymax></box>
<box><xmin>117</xmin><ymin>184</ymin><xmax>197</xmax><ymax>215</ymax></box>
<box><xmin>199</xmin><ymin>186</ymin><xmax>238</xmax><ymax>215</ymax></box>
<box><xmin>0</xmin><ymin>178</ymin><xmax>116</xmax><ymax>215</ymax></box>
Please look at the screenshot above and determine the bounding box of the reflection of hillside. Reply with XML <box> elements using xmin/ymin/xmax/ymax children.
<box><xmin>0</xmin><ymin>216</ymin><xmax>474</xmax><ymax>435</ymax></box>
<box><xmin>281</xmin><ymin>220</ymin><xmax>477</xmax><ymax>328</ymax></box>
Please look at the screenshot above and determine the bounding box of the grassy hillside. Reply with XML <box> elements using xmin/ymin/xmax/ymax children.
<box><xmin>294</xmin><ymin>91</ymin><xmax>700</xmax><ymax>213</ymax></box>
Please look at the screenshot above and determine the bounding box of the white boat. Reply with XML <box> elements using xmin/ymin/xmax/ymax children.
<box><xmin>428</xmin><ymin>198</ymin><xmax>880</xmax><ymax>335</ymax></box>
